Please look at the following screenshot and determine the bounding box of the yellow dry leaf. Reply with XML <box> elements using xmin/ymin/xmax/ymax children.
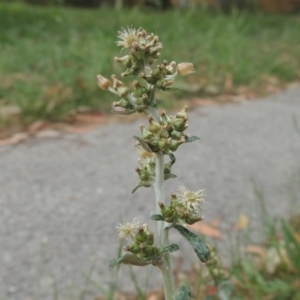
<box><xmin>234</xmin><ymin>214</ymin><xmax>249</xmax><ymax>231</ymax></box>
<box><xmin>189</xmin><ymin>222</ymin><xmax>222</xmax><ymax>239</ymax></box>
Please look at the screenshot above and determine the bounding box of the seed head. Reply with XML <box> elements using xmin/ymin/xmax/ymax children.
<box><xmin>177</xmin><ymin>185</ymin><xmax>205</xmax><ymax>211</ymax></box>
<box><xmin>116</xmin><ymin>219</ymin><xmax>140</xmax><ymax>240</ymax></box>
<box><xmin>116</xmin><ymin>27</ymin><xmax>141</xmax><ymax>49</ymax></box>
<box><xmin>97</xmin><ymin>74</ymin><xmax>111</xmax><ymax>90</ymax></box>
<box><xmin>177</xmin><ymin>62</ymin><xmax>195</xmax><ymax>76</ymax></box>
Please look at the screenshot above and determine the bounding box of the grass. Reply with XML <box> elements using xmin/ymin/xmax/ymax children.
<box><xmin>1</xmin><ymin>3</ymin><xmax>300</xmax><ymax>129</ymax></box>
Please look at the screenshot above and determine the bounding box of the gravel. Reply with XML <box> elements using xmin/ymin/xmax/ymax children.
<box><xmin>1</xmin><ymin>88</ymin><xmax>300</xmax><ymax>300</ymax></box>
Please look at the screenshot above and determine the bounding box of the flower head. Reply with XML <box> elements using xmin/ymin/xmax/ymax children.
<box><xmin>116</xmin><ymin>219</ymin><xmax>140</xmax><ymax>240</ymax></box>
<box><xmin>177</xmin><ymin>62</ymin><xmax>195</xmax><ymax>76</ymax></box>
<box><xmin>116</xmin><ymin>27</ymin><xmax>141</xmax><ymax>49</ymax></box>
<box><xmin>97</xmin><ymin>74</ymin><xmax>111</xmax><ymax>90</ymax></box>
<box><xmin>178</xmin><ymin>185</ymin><xmax>205</xmax><ymax>211</ymax></box>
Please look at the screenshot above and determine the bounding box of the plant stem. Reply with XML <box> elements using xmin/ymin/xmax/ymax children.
<box><xmin>154</xmin><ymin>152</ymin><xmax>175</xmax><ymax>299</ymax></box>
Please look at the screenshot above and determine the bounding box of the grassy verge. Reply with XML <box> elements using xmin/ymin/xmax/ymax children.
<box><xmin>93</xmin><ymin>203</ymin><xmax>300</xmax><ymax>299</ymax></box>
<box><xmin>1</xmin><ymin>3</ymin><xmax>300</xmax><ymax>130</ymax></box>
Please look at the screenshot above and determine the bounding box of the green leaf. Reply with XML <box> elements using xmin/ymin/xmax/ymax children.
<box><xmin>175</xmin><ymin>282</ymin><xmax>191</xmax><ymax>300</ymax></box>
<box><xmin>109</xmin><ymin>254</ymin><xmax>149</xmax><ymax>270</ymax></box>
<box><xmin>173</xmin><ymin>224</ymin><xmax>210</xmax><ymax>263</ymax></box>
<box><xmin>132</xmin><ymin>182</ymin><xmax>151</xmax><ymax>194</ymax></box>
<box><xmin>162</xmin><ymin>244</ymin><xmax>179</xmax><ymax>253</ymax></box>
<box><xmin>169</xmin><ymin>153</ymin><xmax>176</xmax><ymax>164</ymax></box>
<box><xmin>148</xmin><ymin>102</ymin><xmax>158</xmax><ymax>109</ymax></box>
<box><xmin>164</xmin><ymin>173</ymin><xmax>177</xmax><ymax>180</ymax></box>
<box><xmin>217</xmin><ymin>280</ymin><xmax>234</xmax><ymax>300</ymax></box>
<box><xmin>133</xmin><ymin>136</ymin><xmax>153</xmax><ymax>153</ymax></box>
<box><xmin>185</xmin><ymin>135</ymin><xmax>200</xmax><ymax>143</ymax></box>
<box><xmin>151</xmin><ymin>214</ymin><xmax>164</xmax><ymax>221</ymax></box>
<box><xmin>282</xmin><ymin>220</ymin><xmax>300</xmax><ymax>274</ymax></box>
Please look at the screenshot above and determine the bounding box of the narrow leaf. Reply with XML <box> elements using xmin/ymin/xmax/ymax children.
<box><xmin>162</xmin><ymin>244</ymin><xmax>179</xmax><ymax>253</ymax></box>
<box><xmin>132</xmin><ymin>182</ymin><xmax>151</xmax><ymax>194</ymax></box>
<box><xmin>282</xmin><ymin>220</ymin><xmax>300</xmax><ymax>273</ymax></box>
<box><xmin>164</xmin><ymin>173</ymin><xmax>177</xmax><ymax>181</ymax></box>
<box><xmin>173</xmin><ymin>224</ymin><xmax>210</xmax><ymax>263</ymax></box>
<box><xmin>175</xmin><ymin>282</ymin><xmax>191</xmax><ymax>300</ymax></box>
<box><xmin>133</xmin><ymin>136</ymin><xmax>153</xmax><ymax>153</ymax></box>
<box><xmin>109</xmin><ymin>254</ymin><xmax>149</xmax><ymax>270</ymax></box>
<box><xmin>185</xmin><ymin>136</ymin><xmax>200</xmax><ymax>143</ymax></box>
<box><xmin>169</xmin><ymin>153</ymin><xmax>176</xmax><ymax>164</ymax></box>
<box><xmin>151</xmin><ymin>214</ymin><xmax>164</xmax><ymax>221</ymax></box>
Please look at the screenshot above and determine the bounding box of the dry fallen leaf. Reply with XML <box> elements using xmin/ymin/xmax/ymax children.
<box><xmin>189</xmin><ymin>222</ymin><xmax>222</xmax><ymax>239</ymax></box>
<box><xmin>209</xmin><ymin>216</ymin><xmax>223</xmax><ymax>228</ymax></box>
<box><xmin>65</xmin><ymin>125</ymin><xmax>97</xmax><ymax>134</ymax></box>
<box><xmin>191</xmin><ymin>98</ymin><xmax>216</xmax><ymax>107</ymax></box>
<box><xmin>28</xmin><ymin>120</ymin><xmax>48</xmax><ymax>134</ymax></box>
<box><xmin>0</xmin><ymin>132</ymin><xmax>28</xmax><ymax>146</ymax></box>
<box><xmin>244</xmin><ymin>245</ymin><xmax>267</xmax><ymax>259</ymax></box>
<box><xmin>75</xmin><ymin>113</ymin><xmax>104</xmax><ymax>123</ymax></box>
<box><xmin>35</xmin><ymin>130</ymin><xmax>60</xmax><ymax>139</ymax></box>
<box><xmin>234</xmin><ymin>214</ymin><xmax>249</xmax><ymax>231</ymax></box>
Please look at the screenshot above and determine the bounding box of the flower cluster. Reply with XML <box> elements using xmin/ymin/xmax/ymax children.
<box><xmin>134</xmin><ymin>147</ymin><xmax>176</xmax><ymax>192</ymax></box>
<box><xmin>117</xmin><ymin>221</ymin><xmax>161</xmax><ymax>260</ymax></box>
<box><xmin>97</xmin><ymin>27</ymin><xmax>194</xmax><ymax>116</ymax></box>
<box><xmin>158</xmin><ymin>187</ymin><xmax>205</xmax><ymax>225</ymax></box>
<box><xmin>137</xmin><ymin>105</ymin><xmax>189</xmax><ymax>155</ymax></box>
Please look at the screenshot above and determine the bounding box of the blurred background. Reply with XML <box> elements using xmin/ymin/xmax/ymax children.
<box><xmin>0</xmin><ymin>0</ymin><xmax>300</xmax><ymax>137</ymax></box>
<box><xmin>1</xmin><ymin>1</ymin><xmax>300</xmax><ymax>300</ymax></box>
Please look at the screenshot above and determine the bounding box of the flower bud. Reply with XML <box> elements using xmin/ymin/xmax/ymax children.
<box><xmin>139</xmin><ymin>125</ymin><xmax>154</xmax><ymax>140</ymax></box>
<box><xmin>166</xmin><ymin>61</ymin><xmax>176</xmax><ymax>74</ymax></box>
<box><xmin>114</xmin><ymin>55</ymin><xmax>132</xmax><ymax>68</ymax></box>
<box><xmin>150</xmin><ymin>43</ymin><xmax>163</xmax><ymax>56</ymax></box>
<box><xmin>113</xmin><ymin>98</ymin><xmax>131</xmax><ymax>109</ymax></box>
<box><xmin>172</xmin><ymin>118</ymin><xmax>186</xmax><ymax>132</ymax></box>
<box><xmin>125</xmin><ymin>242</ymin><xmax>139</xmax><ymax>254</ymax></box>
<box><xmin>161</xmin><ymin>111</ymin><xmax>171</xmax><ymax>124</ymax></box>
<box><xmin>132</xmin><ymin>81</ymin><xmax>148</xmax><ymax>98</ymax></box>
<box><xmin>177</xmin><ymin>62</ymin><xmax>195</xmax><ymax>76</ymax></box>
<box><xmin>111</xmin><ymin>74</ymin><xmax>124</xmax><ymax>90</ymax></box>
<box><xmin>97</xmin><ymin>74</ymin><xmax>111</xmax><ymax>90</ymax></box>
<box><xmin>169</xmin><ymin>140</ymin><xmax>181</xmax><ymax>152</ymax></box>
<box><xmin>117</xmin><ymin>86</ymin><xmax>130</xmax><ymax>98</ymax></box>
<box><xmin>135</xmin><ymin>227</ymin><xmax>149</xmax><ymax>243</ymax></box>
<box><xmin>158</xmin><ymin>138</ymin><xmax>170</xmax><ymax>152</ymax></box>
<box><xmin>171</xmin><ymin>130</ymin><xmax>182</xmax><ymax>141</ymax></box>
<box><xmin>176</xmin><ymin>105</ymin><xmax>189</xmax><ymax>121</ymax></box>
<box><xmin>146</xmin><ymin>232</ymin><xmax>154</xmax><ymax>245</ymax></box>
<box><xmin>148</xmin><ymin>115</ymin><xmax>161</xmax><ymax>133</ymax></box>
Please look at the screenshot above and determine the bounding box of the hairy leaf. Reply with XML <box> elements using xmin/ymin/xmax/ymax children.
<box><xmin>162</xmin><ymin>244</ymin><xmax>179</xmax><ymax>253</ymax></box>
<box><xmin>175</xmin><ymin>282</ymin><xmax>191</xmax><ymax>300</ymax></box>
<box><xmin>151</xmin><ymin>214</ymin><xmax>164</xmax><ymax>221</ymax></box>
<box><xmin>132</xmin><ymin>182</ymin><xmax>151</xmax><ymax>194</ymax></box>
<box><xmin>133</xmin><ymin>136</ymin><xmax>153</xmax><ymax>153</ymax></box>
<box><xmin>173</xmin><ymin>224</ymin><xmax>210</xmax><ymax>263</ymax></box>
<box><xmin>169</xmin><ymin>153</ymin><xmax>176</xmax><ymax>164</ymax></box>
<box><xmin>109</xmin><ymin>254</ymin><xmax>149</xmax><ymax>270</ymax></box>
<box><xmin>185</xmin><ymin>136</ymin><xmax>200</xmax><ymax>143</ymax></box>
<box><xmin>164</xmin><ymin>173</ymin><xmax>177</xmax><ymax>180</ymax></box>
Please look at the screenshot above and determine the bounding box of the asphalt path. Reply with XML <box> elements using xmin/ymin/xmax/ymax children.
<box><xmin>1</xmin><ymin>88</ymin><xmax>300</xmax><ymax>300</ymax></box>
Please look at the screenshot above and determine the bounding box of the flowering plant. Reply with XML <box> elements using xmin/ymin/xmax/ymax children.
<box><xmin>97</xmin><ymin>27</ymin><xmax>210</xmax><ymax>300</ymax></box>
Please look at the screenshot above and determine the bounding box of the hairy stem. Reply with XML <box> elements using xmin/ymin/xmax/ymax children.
<box><xmin>154</xmin><ymin>153</ymin><xmax>175</xmax><ymax>299</ymax></box>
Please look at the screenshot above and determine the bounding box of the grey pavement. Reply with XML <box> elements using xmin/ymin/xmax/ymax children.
<box><xmin>1</xmin><ymin>88</ymin><xmax>300</xmax><ymax>300</ymax></box>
